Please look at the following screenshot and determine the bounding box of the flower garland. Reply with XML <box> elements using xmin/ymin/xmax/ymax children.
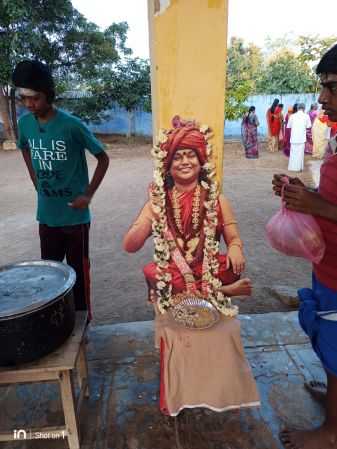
<box><xmin>150</xmin><ymin>125</ymin><xmax>238</xmax><ymax>317</ymax></box>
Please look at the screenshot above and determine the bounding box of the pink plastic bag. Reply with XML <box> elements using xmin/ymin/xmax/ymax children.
<box><xmin>265</xmin><ymin>180</ymin><xmax>325</xmax><ymax>263</ymax></box>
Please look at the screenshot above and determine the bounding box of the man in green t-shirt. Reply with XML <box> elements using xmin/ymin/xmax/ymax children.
<box><xmin>12</xmin><ymin>60</ymin><xmax>110</xmax><ymax>321</ymax></box>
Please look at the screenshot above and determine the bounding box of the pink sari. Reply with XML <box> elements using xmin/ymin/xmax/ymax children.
<box><xmin>283</xmin><ymin>113</ymin><xmax>292</xmax><ymax>157</ymax></box>
<box><xmin>305</xmin><ymin>110</ymin><xmax>318</xmax><ymax>154</ymax></box>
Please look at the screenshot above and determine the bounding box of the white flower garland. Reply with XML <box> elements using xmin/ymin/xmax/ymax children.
<box><xmin>150</xmin><ymin>126</ymin><xmax>238</xmax><ymax>317</ymax></box>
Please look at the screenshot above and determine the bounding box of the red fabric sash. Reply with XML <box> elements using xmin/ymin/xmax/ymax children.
<box><xmin>159</xmin><ymin>337</ymin><xmax>169</xmax><ymax>415</ymax></box>
<box><xmin>166</xmin><ymin>186</ymin><xmax>206</xmax><ymax>236</ymax></box>
<box><xmin>166</xmin><ymin>186</ymin><xmax>207</xmax><ymax>264</ymax></box>
<box><xmin>178</xmin><ymin>188</ymin><xmax>196</xmax><ymax>236</ymax></box>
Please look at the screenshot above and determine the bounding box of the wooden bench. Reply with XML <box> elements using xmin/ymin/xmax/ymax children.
<box><xmin>0</xmin><ymin>311</ymin><xmax>89</xmax><ymax>449</ymax></box>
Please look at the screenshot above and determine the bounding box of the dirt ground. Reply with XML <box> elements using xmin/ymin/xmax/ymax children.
<box><xmin>0</xmin><ymin>136</ymin><xmax>316</xmax><ymax>324</ymax></box>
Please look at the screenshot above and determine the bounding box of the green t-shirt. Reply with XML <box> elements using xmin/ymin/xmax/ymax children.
<box><xmin>17</xmin><ymin>109</ymin><xmax>104</xmax><ymax>226</ymax></box>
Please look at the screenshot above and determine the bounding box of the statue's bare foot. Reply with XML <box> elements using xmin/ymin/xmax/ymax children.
<box><xmin>304</xmin><ymin>380</ymin><xmax>327</xmax><ymax>409</ymax></box>
<box><xmin>216</xmin><ymin>278</ymin><xmax>253</xmax><ymax>297</ymax></box>
<box><xmin>280</xmin><ymin>426</ymin><xmax>337</xmax><ymax>449</ymax></box>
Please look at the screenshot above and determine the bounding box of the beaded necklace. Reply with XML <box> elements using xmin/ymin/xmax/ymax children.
<box><xmin>171</xmin><ymin>184</ymin><xmax>201</xmax><ymax>235</ymax></box>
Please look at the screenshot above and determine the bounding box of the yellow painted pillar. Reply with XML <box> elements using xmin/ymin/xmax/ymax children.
<box><xmin>147</xmin><ymin>0</ymin><xmax>228</xmax><ymax>188</ymax></box>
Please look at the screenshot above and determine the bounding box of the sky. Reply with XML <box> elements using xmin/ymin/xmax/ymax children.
<box><xmin>71</xmin><ymin>0</ymin><xmax>337</xmax><ymax>59</ymax></box>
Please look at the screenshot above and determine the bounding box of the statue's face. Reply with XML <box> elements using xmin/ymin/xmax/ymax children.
<box><xmin>170</xmin><ymin>148</ymin><xmax>201</xmax><ymax>184</ymax></box>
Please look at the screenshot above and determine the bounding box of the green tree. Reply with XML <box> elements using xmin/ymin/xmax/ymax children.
<box><xmin>297</xmin><ymin>35</ymin><xmax>337</xmax><ymax>64</ymax></box>
<box><xmin>224</xmin><ymin>34</ymin><xmax>337</xmax><ymax>118</ymax></box>
<box><xmin>110</xmin><ymin>57</ymin><xmax>151</xmax><ymax>138</ymax></box>
<box><xmin>225</xmin><ymin>37</ymin><xmax>263</xmax><ymax>121</ymax></box>
<box><xmin>224</xmin><ymin>81</ymin><xmax>253</xmax><ymax>122</ymax></box>
<box><xmin>0</xmin><ymin>0</ymin><xmax>131</xmax><ymax>139</ymax></box>
<box><xmin>256</xmin><ymin>49</ymin><xmax>313</xmax><ymax>94</ymax></box>
<box><xmin>297</xmin><ymin>34</ymin><xmax>337</xmax><ymax>92</ymax></box>
<box><xmin>64</xmin><ymin>57</ymin><xmax>151</xmax><ymax>134</ymax></box>
<box><xmin>264</xmin><ymin>34</ymin><xmax>297</xmax><ymax>55</ymax></box>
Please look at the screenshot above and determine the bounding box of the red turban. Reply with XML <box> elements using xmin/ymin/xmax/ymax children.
<box><xmin>160</xmin><ymin>124</ymin><xmax>207</xmax><ymax>170</ymax></box>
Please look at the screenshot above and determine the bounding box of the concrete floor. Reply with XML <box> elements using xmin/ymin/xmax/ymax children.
<box><xmin>0</xmin><ymin>311</ymin><xmax>325</xmax><ymax>449</ymax></box>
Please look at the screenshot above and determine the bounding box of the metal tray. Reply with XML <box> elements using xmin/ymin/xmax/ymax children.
<box><xmin>170</xmin><ymin>297</ymin><xmax>220</xmax><ymax>330</ymax></box>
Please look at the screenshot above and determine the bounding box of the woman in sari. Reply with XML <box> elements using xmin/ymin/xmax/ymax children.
<box><xmin>283</xmin><ymin>105</ymin><xmax>293</xmax><ymax>157</ymax></box>
<box><xmin>312</xmin><ymin>109</ymin><xmax>331</xmax><ymax>159</ymax></box>
<box><xmin>241</xmin><ymin>106</ymin><xmax>259</xmax><ymax>158</ymax></box>
<box><xmin>124</xmin><ymin>116</ymin><xmax>259</xmax><ymax>417</ymax></box>
<box><xmin>305</xmin><ymin>103</ymin><xmax>318</xmax><ymax>154</ymax></box>
<box><xmin>278</xmin><ymin>104</ymin><xmax>285</xmax><ymax>149</ymax></box>
<box><xmin>266</xmin><ymin>98</ymin><xmax>282</xmax><ymax>152</ymax></box>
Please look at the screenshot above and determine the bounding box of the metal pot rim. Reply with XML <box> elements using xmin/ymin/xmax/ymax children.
<box><xmin>0</xmin><ymin>260</ymin><xmax>76</xmax><ymax>320</ymax></box>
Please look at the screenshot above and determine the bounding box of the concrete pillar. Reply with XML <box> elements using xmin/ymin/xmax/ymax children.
<box><xmin>147</xmin><ymin>0</ymin><xmax>229</xmax><ymax>187</ymax></box>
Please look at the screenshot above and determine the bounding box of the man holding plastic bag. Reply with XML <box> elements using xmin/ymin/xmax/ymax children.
<box><xmin>272</xmin><ymin>45</ymin><xmax>337</xmax><ymax>449</ymax></box>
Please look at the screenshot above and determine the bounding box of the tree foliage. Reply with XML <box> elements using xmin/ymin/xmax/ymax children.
<box><xmin>0</xmin><ymin>0</ymin><xmax>134</xmax><ymax>138</ymax></box>
<box><xmin>225</xmin><ymin>34</ymin><xmax>337</xmax><ymax>120</ymax></box>
<box><xmin>224</xmin><ymin>81</ymin><xmax>253</xmax><ymax>122</ymax></box>
<box><xmin>264</xmin><ymin>34</ymin><xmax>297</xmax><ymax>55</ymax></box>
<box><xmin>67</xmin><ymin>57</ymin><xmax>151</xmax><ymax>130</ymax></box>
<box><xmin>112</xmin><ymin>57</ymin><xmax>151</xmax><ymax>137</ymax></box>
<box><xmin>297</xmin><ymin>35</ymin><xmax>337</xmax><ymax>65</ymax></box>
<box><xmin>110</xmin><ymin>58</ymin><xmax>151</xmax><ymax>114</ymax></box>
<box><xmin>225</xmin><ymin>37</ymin><xmax>263</xmax><ymax>120</ymax></box>
<box><xmin>0</xmin><ymin>0</ymin><xmax>131</xmax><ymax>83</ymax></box>
<box><xmin>256</xmin><ymin>49</ymin><xmax>313</xmax><ymax>94</ymax></box>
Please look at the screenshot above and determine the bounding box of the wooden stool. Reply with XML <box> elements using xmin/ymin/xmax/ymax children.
<box><xmin>0</xmin><ymin>311</ymin><xmax>89</xmax><ymax>449</ymax></box>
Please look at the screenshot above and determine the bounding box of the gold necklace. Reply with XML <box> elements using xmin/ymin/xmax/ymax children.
<box><xmin>172</xmin><ymin>184</ymin><xmax>201</xmax><ymax>235</ymax></box>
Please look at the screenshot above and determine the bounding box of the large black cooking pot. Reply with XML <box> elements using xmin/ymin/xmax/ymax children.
<box><xmin>0</xmin><ymin>260</ymin><xmax>76</xmax><ymax>366</ymax></box>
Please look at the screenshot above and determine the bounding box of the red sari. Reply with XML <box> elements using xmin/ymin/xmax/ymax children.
<box><xmin>267</xmin><ymin>106</ymin><xmax>282</xmax><ymax>136</ymax></box>
<box><xmin>143</xmin><ymin>186</ymin><xmax>239</xmax><ymax>293</ymax></box>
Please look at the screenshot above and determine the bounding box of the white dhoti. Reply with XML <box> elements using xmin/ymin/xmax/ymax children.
<box><xmin>288</xmin><ymin>142</ymin><xmax>305</xmax><ymax>172</ymax></box>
